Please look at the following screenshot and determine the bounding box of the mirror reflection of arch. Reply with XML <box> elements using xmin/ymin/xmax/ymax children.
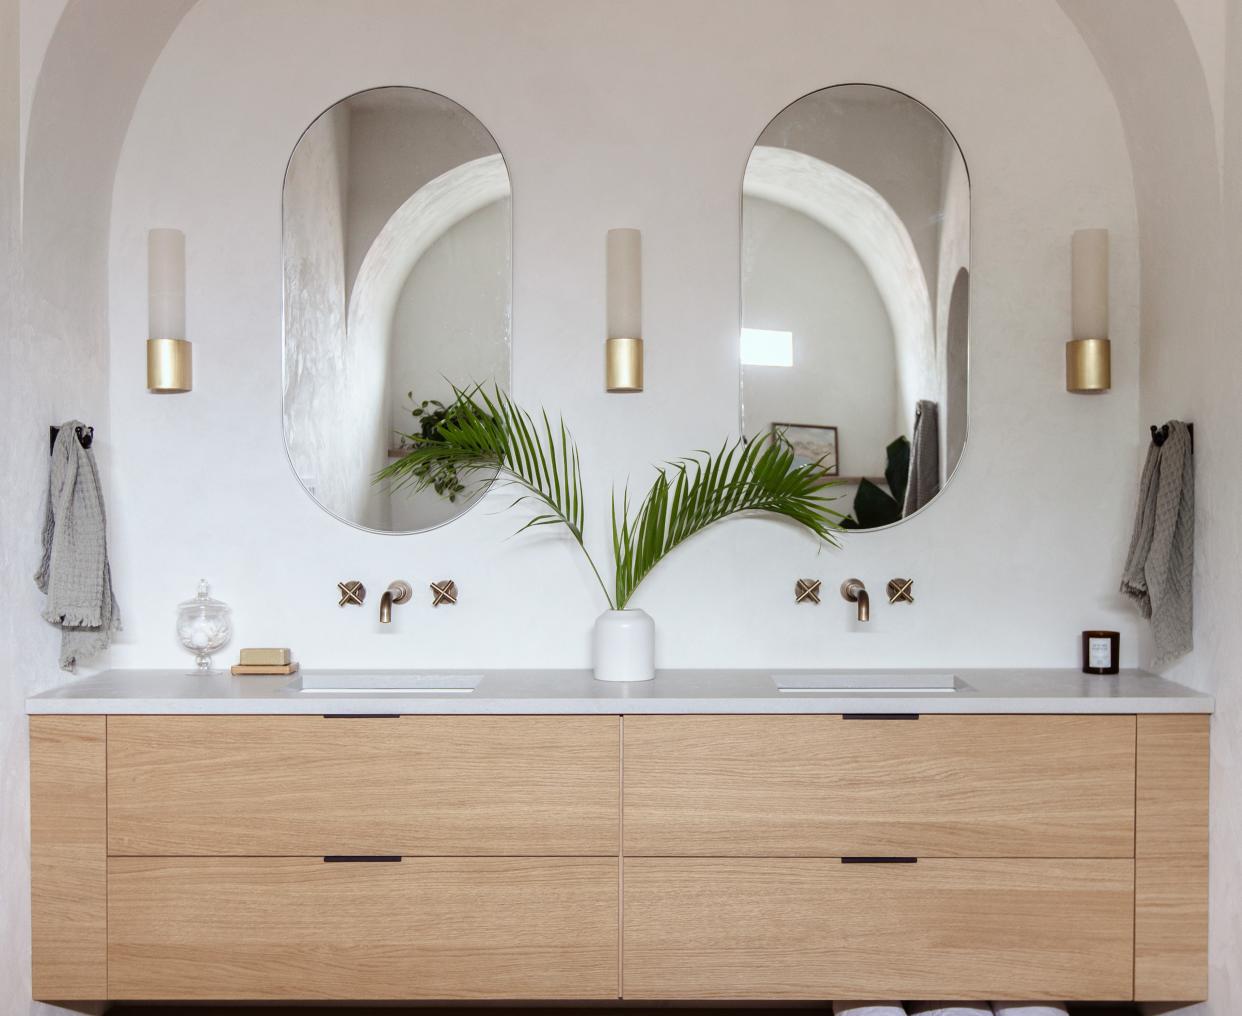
<box><xmin>740</xmin><ymin>84</ymin><xmax>969</xmax><ymax>530</ymax></box>
<box><xmin>283</xmin><ymin>87</ymin><xmax>512</xmax><ymax>534</ymax></box>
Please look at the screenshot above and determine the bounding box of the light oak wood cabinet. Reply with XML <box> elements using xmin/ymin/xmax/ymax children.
<box><xmin>108</xmin><ymin>714</ymin><xmax>620</xmax><ymax>856</ymax></box>
<box><xmin>30</xmin><ymin>711</ymin><xmax>1208</xmax><ymax>1004</ymax></box>
<box><xmin>623</xmin><ymin>714</ymin><xmax>1137</xmax><ymax>857</ymax></box>
<box><xmin>623</xmin><ymin>857</ymin><xmax>1135</xmax><ymax>1000</ymax></box>
<box><xmin>109</xmin><ymin>857</ymin><xmax>619</xmax><ymax>999</ymax></box>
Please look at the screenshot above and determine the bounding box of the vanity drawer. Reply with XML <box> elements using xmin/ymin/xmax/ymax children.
<box><xmin>623</xmin><ymin>714</ymin><xmax>1135</xmax><ymax>857</ymax></box>
<box><xmin>622</xmin><ymin>857</ymin><xmax>1134</xmax><ymax>1000</ymax></box>
<box><xmin>108</xmin><ymin>856</ymin><xmax>619</xmax><ymax>999</ymax></box>
<box><xmin>107</xmin><ymin>715</ymin><xmax>619</xmax><ymax>856</ymax></box>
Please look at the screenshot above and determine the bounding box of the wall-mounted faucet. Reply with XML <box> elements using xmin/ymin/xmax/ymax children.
<box><xmin>840</xmin><ymin>578</ymin><xmax>870</xmax><ymax>622</ymax></box>
<box><xmin>379</xmin><ymin>581</ymin><xmax>413</xmax><ymax>623</ymax></box>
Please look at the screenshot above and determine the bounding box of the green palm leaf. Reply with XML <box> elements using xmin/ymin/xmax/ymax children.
<box><xmin>611</xmin><ymin>436</ymin><xmax>845</xmax><ymax>608</ymax></box>
<box><xmin>375</xmin><ymin>385</ymin><xmax>615</xmax><ymax>607</ymax></box>
<box><xmin>376</xmin><ymin>386</ymin><xmax>844</xmax><ymax>612</ymax></box>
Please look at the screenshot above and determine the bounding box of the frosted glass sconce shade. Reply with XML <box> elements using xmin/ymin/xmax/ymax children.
<box><xmin>606</xmin><ymin>228</ymin><xmax>642</xmax><ymax>392</ymax></box>
<box><xmin>147</xmin><ymin>228</ymin><xmax>192</xmax><ymax>393</ymax></box>
<box><xmin>1067</xmin><ymin>228</ymin><xmax>1110</xmax><ymax>393</ymax></box>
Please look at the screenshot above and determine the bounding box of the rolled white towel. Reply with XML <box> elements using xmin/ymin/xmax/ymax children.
<box><xmin>907</xmin><ymin>1005</ymin><xmax>992</xmax><ymax>1016</ymax></box>
<box><xmin>990</xmin><ymin>1005</ymin><xmax>1068</xmax><ymax>1016</ymax></box>
<box><xmin>832</xmin><ymin>1003</ymin><xmax>906</xmax><ymax>1016</ymax></box>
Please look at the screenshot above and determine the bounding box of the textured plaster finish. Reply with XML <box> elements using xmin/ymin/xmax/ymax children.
<box><xmin>388</xmin><ymin>196</ymin><xmax>512</xmax><ymax>531</ymax></box>
<box><xmin>1057</xmin><ymin>0</ymin><xmax>1240</xmax><ymax>1011</ymax></box>
<box><xmin>106</xmin><ymin>0</ymin><xmax>1142</xmax><ymax>679</ymax></box>
<box><xmin>742</xmin><ymin>195</ymin><xmax>899</xmax><ymax>477</ymax></box>
<box><xmin>3</xmin><ymin>4</ymin><xmax>196</xmax><ymax>1014</ymax></box>
<box><xmin>743</xmin><ymin>145</ymin><xmax>931</xmax><ymax>456</ymax></box>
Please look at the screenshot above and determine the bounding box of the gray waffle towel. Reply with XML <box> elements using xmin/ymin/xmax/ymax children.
<box><xmin>33</xmin><ymin>422</ymin><xmax>121</xmax><ymax>670</ymax></box>
<box><xmin>1120</xmin><ymin>420</ymin><xmax>1194</xmax><ymax>666</ymax></box>
<box><xmin>902</xmin><ymin>399</ymin><xmax>941</xmax><ymax>517</ymax></box>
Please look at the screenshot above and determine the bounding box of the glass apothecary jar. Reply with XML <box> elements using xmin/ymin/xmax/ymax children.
<box><xmin>176</xmin><ymin>579</ymin><xmax>232</xmax><ymax>673</ymax></box>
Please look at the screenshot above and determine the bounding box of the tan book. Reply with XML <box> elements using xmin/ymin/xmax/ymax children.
<box><xmin>238</xmin><ymin>647</ymin><xmax>291</xmax><ymax>666</ymax></box>
<box><xmin>230</xmin><ymin>662</ymin><xmax>299</xmax><ymax>676</ymax></box>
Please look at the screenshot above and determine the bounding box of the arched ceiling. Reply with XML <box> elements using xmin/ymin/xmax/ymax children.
<box><xmin>348</xmin><ymin>154</ymin><xmax>511</xmax><ymax>362</ymax></box>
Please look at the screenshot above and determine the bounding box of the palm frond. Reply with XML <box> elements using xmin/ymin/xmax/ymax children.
<box><xmin>375</xmin><ymin>385</ymin><xmax>614</xmax><ymax>607</ymax></box>
<box><xmin>611</xmin><ymin>436</ymin><xmax>845</xmax><ymax>608</ymax></box>
<box><xmin>376</xmin><ymin>387</ymin><xmax>844</xmax><ymax>612</ymax></box>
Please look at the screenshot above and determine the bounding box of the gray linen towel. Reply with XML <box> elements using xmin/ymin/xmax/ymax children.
<box><xmin>33</xmin><ymin>421</ymin><xmax>121</xmax><ymax>670</ymax></box>
<box><xmin>1120</xmin><ymin>420</ymin><xmax>1194</xmax><ymax>665</ymax></box>
<box><xmin>902</xmin><ymin>399</ymin><xmax>941</xmax><ymax>516</ymax></box>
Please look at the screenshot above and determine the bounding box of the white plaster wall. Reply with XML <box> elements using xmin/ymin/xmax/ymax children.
<box><xmin>4</xmin><ymin>5</ymin><xmax>193</xmax><ymax>1015</ymax></box>
<box><xmin>343</xmin><ymin>93</ymin><xmax>498</xmax><ymax>300</ymax></box>
<box><xmin>389</xmin><ymin>198</ymin><xmax>511</xmax><ymax>531</ymax></box>
<box><xmin>936</xmin><ymin>151</ymin><xmax>971</xmax><ymax>480</ymax></box>
<box><xmin>17</xmin><ymin>0</ymin><xmax>67</xmax><ymax>183</ymax></box>
<box><xmin>1057</xmin><ymin>1</ymin><xmax>1240</xmax><ymax>1010</ymax></box>
<box><xmin>741</xmin><ymin>196</ymin><xmax>898</xmax><ymax>478</ymax></box>
<box><xmin>103</xmin><ymin>0</ymin><xmax>1142</xmax><ymax>672</ymax></box>
<box><xmin>758</xmin><ymin>84</ymin><xmax>951</xmax><ymax>310</ymax></box>
<box><xmin>282</xmin><ymin>104</ymin><xmax>387</xmax><ymax>528</ymax></box>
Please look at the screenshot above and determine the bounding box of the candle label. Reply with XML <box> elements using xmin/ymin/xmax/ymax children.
<box><xmin>1088</xmin><ymin>637</ymin><xmax>1113</xmax><ymax>669</ymax></box>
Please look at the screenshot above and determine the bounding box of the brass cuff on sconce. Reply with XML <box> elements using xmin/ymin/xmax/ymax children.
<box><xmin>1066</xmin><ymin>338</ymin><xmax>1110</xmax><ymax>393</ymax></box>
<box><xmin>147</xmin><ymin>338</ymin><xmax>193</xmax><ymax>393</ymax></box>
<box><xmin>605</xmin><ymin>337</ymin><xmax>643</xmax><ymax>393</ymax></box>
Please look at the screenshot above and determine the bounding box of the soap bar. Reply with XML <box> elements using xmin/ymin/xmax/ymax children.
<box><xmin>239</xmin><ymin>647</ymin><xmax>291</xmax><ymax>666</ymax></box>
<box><xmin>230</xmin><ymin>662</ymin><xmax>299</xmax><ymax>676</ymax></box>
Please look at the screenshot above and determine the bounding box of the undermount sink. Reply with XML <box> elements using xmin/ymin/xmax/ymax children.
<box><xmin>288</xmin><ymin>672</ymin><xmax>481</xmax><ymax>694</ymax></box>
<box><xmin>774</xmin><ymin>673</ymin><xmax>959</xmax><ymax>693</ymax></box>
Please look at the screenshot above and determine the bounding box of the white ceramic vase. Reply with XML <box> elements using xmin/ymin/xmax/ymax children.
<box><xmin>592</xmin><ymin>608</ymin><xmax>655</xmax><ymax>682</ymax></box>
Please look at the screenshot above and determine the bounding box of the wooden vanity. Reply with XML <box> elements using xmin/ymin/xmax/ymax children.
<box><xmin>30</xmin><ymin>700</ymin><xmax>1208</xmax><ymax>1005</ymax></box>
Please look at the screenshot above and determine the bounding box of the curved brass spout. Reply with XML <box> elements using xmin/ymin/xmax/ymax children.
<box><xmin>380</xmin><ymin>581</ymin><xmax>412</xmax><ymax>623</ymax></box>
<box><xmin>840</xmin><ymin>578</ymin><xmax>870</xmax><ymax>622</ymax></box>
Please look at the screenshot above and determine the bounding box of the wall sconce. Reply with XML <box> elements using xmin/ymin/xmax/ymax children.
<box><xmin>1066</xmin><ymin>228</ymin><xmax>1110</xmax><ymax>393</ymax></box>
<box><xmin>605</xmin><ymin>228</ymin><xmax>642</xmax><ymax>392</ymax></box>
<box><xmin>147</xmin><ymin>228</ymin><xmax>192</xmax><ymax>393</ymax></box>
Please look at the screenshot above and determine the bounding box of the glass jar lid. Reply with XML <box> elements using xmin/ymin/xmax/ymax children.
<box><xmin>177</xmin><ymin>578</ymin><xmax>231</xmax><ymax>617</ymax></box>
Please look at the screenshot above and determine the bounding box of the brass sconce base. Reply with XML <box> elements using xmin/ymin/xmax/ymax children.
<box><xmin>147</xmin><ymin>338</ymin><xmax>193</xmax><ymax>393</ymax></box>
<box><xmin>605</xmin><ymin>337</ymin><xmax>643</xmax><ymax>392</ymax></box>
<box><xmin>1066</xmin><ymin>338</ymin><xmax>1110</xmax><ymax>393</ymax></box>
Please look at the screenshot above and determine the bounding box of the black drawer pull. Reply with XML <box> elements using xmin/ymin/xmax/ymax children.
<box><xmin>323</xmin><ymin>855</ymin><xmax>402</xmax><ymax>863</ymax></box>
<box><xmin>842</xmin><ymin>713</ymin><xmax>920</xmax><ymax>720</ymax></box>
<box><xmin>322</xmin><ymin>713</ymin><xmax>401</xmax><ymax>719</ymax></box>
<box><xmin>841</xmin><ymin>856</ymin><xmax>918</xmax><ymax>864</ymax></box>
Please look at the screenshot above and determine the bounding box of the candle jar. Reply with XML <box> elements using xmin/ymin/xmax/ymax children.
<box><xmin>1081</xmin><ymin>630</ymin><xmax>1120</xmax><ymax>675</ymax></box>
<box><xmin>176</xmin><ymin>579</ymin><xmax>233</xmax><ymax>673</ymax></box>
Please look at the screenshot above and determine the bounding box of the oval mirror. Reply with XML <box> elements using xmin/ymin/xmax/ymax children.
<box><xmin>283</xmin><ymin>86</ymin><xmax>511</xmax><ymax>533</ymax></box>
<box><xmin>740</xmin><ymin>84</ymin><xmax>968</xmax><ymax>530</ymax></box>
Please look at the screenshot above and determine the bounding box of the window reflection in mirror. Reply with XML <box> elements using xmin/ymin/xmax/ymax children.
<box><xmin>283</xmin><ymin>87</ymin><xmax>511</xmax><ymax>533</ymax></box>
<box><xmin>740</xmin><ymin>84</ymin><xmax>968</xmax><ymax>530</ymax></box>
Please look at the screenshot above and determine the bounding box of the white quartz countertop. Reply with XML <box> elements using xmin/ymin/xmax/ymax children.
<box><xmin>26</xmin><ymin>668</ymin><xmax>1213</xmax><ymax>715</ymax></box>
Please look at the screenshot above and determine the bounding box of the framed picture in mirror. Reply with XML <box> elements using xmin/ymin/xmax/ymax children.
<box><xmin>772</xmin><ymin>422</ymin><xmax>838</xmax><ymax>475</ymax></box>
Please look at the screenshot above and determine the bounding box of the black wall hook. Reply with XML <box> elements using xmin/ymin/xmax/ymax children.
<box><xmin>1150</xmin><ymin>422</ymin><xmax>1193</xmax><ymax>453</ymax></box>
<box><xmin>49</xmin><ymin>424</ymin><xmax>94</xmax><ymax>453</ymax></box>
